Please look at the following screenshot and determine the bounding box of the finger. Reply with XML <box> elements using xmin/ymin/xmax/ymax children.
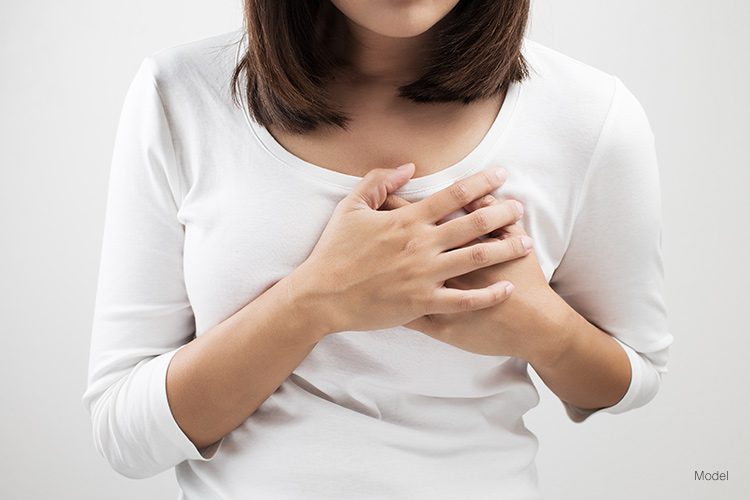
<box><xmin>411</xmin><ymin>167</ymin><xmax>508</xmax><ymax>223</ymax></box>
<box><xmin>462</xmin><ymin>193</ymin><xmax>500</xmax><ymax>213</ymax></box>
<box><xmin>464</xmin><ymin>194</ymin><xmax>506</xmax><ymax>238</ymax></box>
<box><xmin>341</xmin><ymin>163</ymin><xmax>415</xmax><ymax>211</ymax></box>
<box><xmin>465</xmin><ymin>194</ymin><xmax>528</xmax><ymax>239</ymax></box>
<box><xmin>434</xmin><ymin>235</ymin><xmax>533</xmax><ymax>280</ymax></box>
<box><xmin>501</xmin><ymin>221</ymin><xmax>527</xmax><ymax>237</ymax></box>
<box><xmin>435</xmin><ymin>198</ymin><xmax>524</xmax><ymax>249</ymax></box>
<box><xmin>427</xmin><ymin>280</ymin><xmax>515</xmax><ymax>314</ymax></box>
<box><xmin>380</xmin><ymin>193</ymin><xmax>411</xmax><ymax>211</ymax></box>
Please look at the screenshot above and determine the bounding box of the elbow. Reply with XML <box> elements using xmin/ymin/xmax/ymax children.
<box><xmin>642</xmin><ymin>365</ymin><xmax>664</xmax><ymax>406</ymax></box>
<box><xmin>632</xmin><ymin>340</ymin><xmax>671</xmax><ymax>411</ymax></box>
<box><xmin>100</xmin><ymin>447</ymin><xmax>161</xmax><ymax>480</ymax></box>
<box><xmin>83</xmin><ymin>348</ymin><xmax>205</xmax><ymax>480</ymax></box>
<box><xmin>638</xmin><ymin>360</ymin><xmax>667</xmax><ymax>409</ymax></box>
<box><xmin>607</xmin><ymin>335</ymin><xmax>671</xmax><ymax>415</ymax></box>
<box><xmin>562</xmin><ymin>341</ymin><xmax>669</xmax><ymax>423</ymax></box>
<box><xmin>83</xmin><ymin>384</ymin><xmax>168</xmax><ymax>480</ymax></box>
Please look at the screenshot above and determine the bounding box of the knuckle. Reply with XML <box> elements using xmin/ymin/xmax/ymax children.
<box><xmin>470</xmin><ymin>244</ymin><xmax>489</xmax><ymax>265</ymax></box>
<box><xmin>393</xmin><ymin>213</ymin><xmax>412</xmax><ymax>231</ymax></box>
<box><xmin>459</xmin><ymin>294</ymin><xmax>476</xmax><ymax>312</ymax></box>
<box><xmin>402</xmin><ymin>237</ymin><xmax>421</xmax><ymax>256</ymax></box>
<box><xmin>508</xmin><ymin>236</ymin><xmax>524</xmax><ymax>255</ymax></box>
<box><xmin>449</xmin><ymin>181</ymin><xmax>472</xmax><ymax>205</ymax></box>
<box><xmin>472</xmin><ymin>211</ymin><xmax>490</xmax><ymax>232</ymax></box>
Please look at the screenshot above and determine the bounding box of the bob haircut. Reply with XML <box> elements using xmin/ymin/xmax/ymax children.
<box><xmin>230</xmin><ymin>0</ymin><xmax>531</xmax><ymax>134</ymax></box>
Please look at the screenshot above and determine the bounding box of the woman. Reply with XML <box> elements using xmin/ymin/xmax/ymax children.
<box><xmin>82</xmin><ymin>0</ymin><xmax>673</xmax><ymax>498</ymax></box>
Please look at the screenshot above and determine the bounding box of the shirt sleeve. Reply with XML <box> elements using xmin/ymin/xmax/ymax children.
<box><xmin>547</xmin><ymin>75</ymin><xmax>674</xmax><ymax>423</ymax></box>
<box><xmin>81</xmin><ymin>56</ymin><xmax>224</xmax><ymax>478</ymax></box>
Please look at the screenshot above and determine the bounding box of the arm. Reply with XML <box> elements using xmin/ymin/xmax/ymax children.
<box><xmin>523</xmin><ymin>291</ymin><xmax>634</xmax><ymax>414</ymax></box>
<box><xmin>82</xmin><ymin>56</ymin><xmax>515</xmax><ymax>478</ymax></box>
<box><xmin>527</xmin><ymin>75</ymin><xmax>673</xmax><ymax>422</ymax></box>
<box><xmin>166</xmin><ymin>272</ymin><xmax>328</xmax><ymax>452</ymax></box>
<box><xmin>81</xmin><ymin>57</ymin><xmax>329</xmax><ymax>479</ymax></box>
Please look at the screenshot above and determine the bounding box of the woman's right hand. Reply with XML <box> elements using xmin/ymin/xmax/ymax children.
<box><xmin>286</xmin><ymin>162</ymin><xmax>532</xmax><ymax>336</ymax></box>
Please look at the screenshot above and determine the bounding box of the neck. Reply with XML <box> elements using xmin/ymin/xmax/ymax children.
<box><xmin>331</xmin><ymin>18</ymin><xmax>434</xmax><ymax>87</ymax></box>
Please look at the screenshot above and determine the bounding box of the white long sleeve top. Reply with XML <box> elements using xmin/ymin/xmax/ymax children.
<box><xmin>82</xmin><ymin>28</ymin><xmax>673</xmax><ymax>499</ymax></box>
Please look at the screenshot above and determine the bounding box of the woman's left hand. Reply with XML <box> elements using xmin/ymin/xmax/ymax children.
<box><xmin>381</xmin><ymin>192</ymin><xmax>564</xmax><ymax>360</ymax></box>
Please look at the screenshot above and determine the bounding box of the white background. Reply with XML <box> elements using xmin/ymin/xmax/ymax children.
<box><xmin>1</xmin><ymin>1</ymin><xmax>748</xmax><ymax>498</ymax></box>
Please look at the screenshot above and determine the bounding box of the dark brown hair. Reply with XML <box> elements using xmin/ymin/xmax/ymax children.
<box><xmin>230</xmin><ymin>0</ymin><xmax>531</xmax><ymax>134</ymax></box>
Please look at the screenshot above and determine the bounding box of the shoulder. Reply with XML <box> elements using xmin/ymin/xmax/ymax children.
<box><xmin>137</xmin><ymin>28</ymin><xmax>246</xmax><ymax>101</ymax></box>
<box><xmin>520</xmin><ymin>37</ymin><xmax>618</xmax><ymax>109</ymax></box>
<box><xmin>520</xmin><ymin>36</ymin><xmax>650</xmax><ymax>132</ymax></box>
<box><xmin>519</xmin><ymin>37</ymin><xmax>655</xmax><ymax>170</ymax></box>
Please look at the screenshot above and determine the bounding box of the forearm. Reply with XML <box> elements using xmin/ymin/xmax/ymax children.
<box><xmin>167</xmin><ymin>271</ymin><xmax>330</xmax><ymax>450</ymax></box>
<box><xmin>524</xmin><ymin>290</ymin><xmax>631</xmax><ymax>411</ymax></box>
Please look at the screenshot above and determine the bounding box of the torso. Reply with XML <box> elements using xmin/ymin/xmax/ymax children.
<box><xmin>266</xmin><ymin>80</ymin><xmax>507</xmax><ymax>178</ymax></box>
<box><xmin>95</xmin><ymin>30</ymin><xmax>633</xmax><ymax>499</ymax></box>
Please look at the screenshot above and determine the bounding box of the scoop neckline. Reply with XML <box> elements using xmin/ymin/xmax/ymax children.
<box><xmin>237</xmin><ymin>38</ymin><xmax>523</xmax><ymax>194</ymax></box>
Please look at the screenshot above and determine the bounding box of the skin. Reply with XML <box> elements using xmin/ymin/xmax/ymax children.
<box><xmin>266</xmin><ymin>0</ymin><xmax>506</xmax><ymax>179</ymax></box>
<box><xmin>324</xmin><ymin>0</ymin><xmax>631</xmax><ymax>411</ymax></box>
<box><xmin>382</xmin><ymin>191</ymin><xmax>632</xmax><ymax>413</ymax></box>
<box><xmin>167</xmin><ymin>0</ymin><xmax>630</xmax><ymax>451</ymax></box>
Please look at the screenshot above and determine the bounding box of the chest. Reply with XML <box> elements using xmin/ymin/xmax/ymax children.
<box><xmin>177</xmin><ymin>144</ymin><xmax>572</xmax><ymax>400</ymax></box>
<box><xmin>264</xmin><ymin>93</ymin><xmax>505</xmax><ymax>178</ymax></box>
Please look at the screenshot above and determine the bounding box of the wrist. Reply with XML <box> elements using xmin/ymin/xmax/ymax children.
<box><xmin>281</xmin><ymin>263</ymin><xmax>343</xmax><ymax>341</ymax></box>
<box><xmin>522</xmin><ymin>287</ymin><xmax>579</xmax><ymax>370</ymax></box>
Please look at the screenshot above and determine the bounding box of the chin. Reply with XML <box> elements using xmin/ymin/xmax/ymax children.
<box><xmin>331</xmin><ymin>0</ymin><xmax>461</xmax><ymax>38</ymax></box>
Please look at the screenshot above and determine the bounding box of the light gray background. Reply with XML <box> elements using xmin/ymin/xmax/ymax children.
<box><xmin>1</xmin><ymin>1</ymin><xmax>747</xmax><ymax>498</ymax></box>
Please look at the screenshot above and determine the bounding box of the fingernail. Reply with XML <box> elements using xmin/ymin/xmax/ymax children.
<box><xmin>397</xmin><ymin>162</ymin><xmax>414</xmax><ymax>173</ymax></box>
<box><xmin>504</xmin><ymin>282</ymin><xmax>515</xmax><ymax>294</ymax></box>
<box><xmin>514</xmin><ymin>200</ymin><xmax>524</xmax><ymax>216</ymax></box>
<box><xmin>521</xmin><ymin>236</ymin><xmax>533</xmax><ymax>249</ymax></box>
<box><xmin>494</xmin><ymin>168</ymin><xmax>508</xmax><ymax>182</ymax></box>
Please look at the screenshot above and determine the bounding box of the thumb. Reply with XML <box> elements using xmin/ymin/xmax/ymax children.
<box><xmin>341</xmin><ymin>163</ymin><xmax>415</xmax><ymax>210</ymax></box>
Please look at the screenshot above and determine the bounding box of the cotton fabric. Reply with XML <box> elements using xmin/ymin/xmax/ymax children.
<box><xmin>82</xmin><ymin>28</ymin><xmax>673</xmax><ymax>499</ymax></box>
